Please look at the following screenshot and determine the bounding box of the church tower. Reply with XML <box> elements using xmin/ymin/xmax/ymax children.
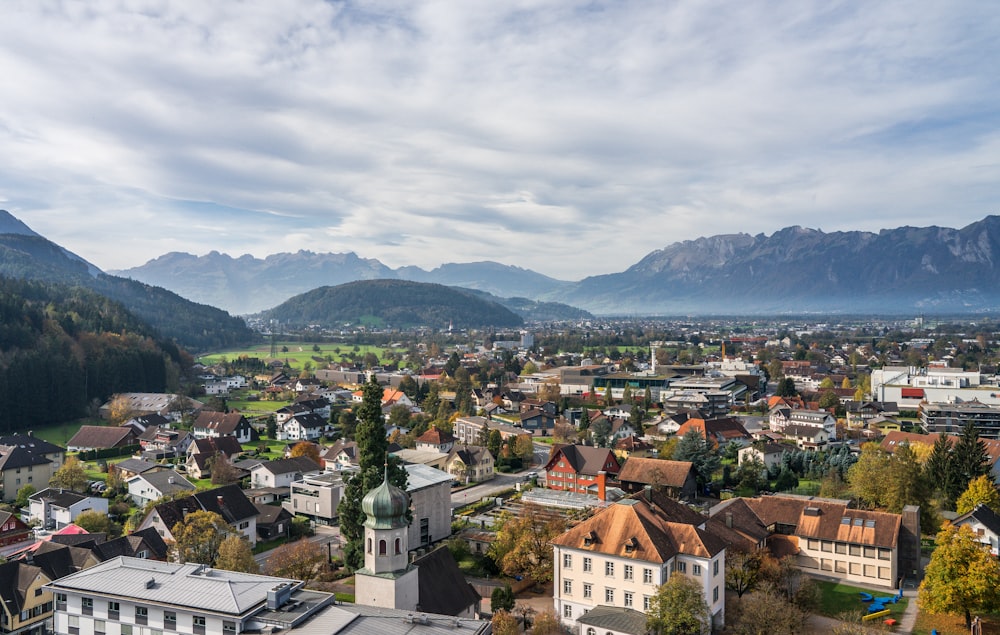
<box><xmin>354</xmin><ymin>466</ymin><xmax>419</xmax><ymax>610</ymax></box>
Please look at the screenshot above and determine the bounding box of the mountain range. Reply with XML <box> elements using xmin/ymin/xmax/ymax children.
<box><xmin>114</xmin><ymin>215</ymin><xmax>1000</xmax><ymax>316</ymax></box>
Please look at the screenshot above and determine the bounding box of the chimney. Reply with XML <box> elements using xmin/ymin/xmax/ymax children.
<box><xmin>597</xmin><ymin>471</ymin><xmax>607</xmax><ymax>501</ymax></box>
<box><xmin>643</xmin><ymin>484</ymin><xmax>653</xmax><ymax>501</ymax></box>
<box><xmin>725</xmin><ymin>512</ymin><xmax>733</xmax><ymax>528</ymax></box>
<box><xmin>217</xmin><ymin>495</ymin><xmax>225</xmax><ymax>508</ymax></box>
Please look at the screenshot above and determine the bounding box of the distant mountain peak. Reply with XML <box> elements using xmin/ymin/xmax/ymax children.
<box><xmin>0</xmin><ymin>209</ymin><xmax>41</xmax><ymax>237</ymax></box>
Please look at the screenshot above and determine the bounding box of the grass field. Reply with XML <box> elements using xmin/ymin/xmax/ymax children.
<box><xmin>196</xmin><ymin>342</ymin><xmax>405</xmax><ymax>367</ymax></box>
<box><xmin>814</xmin><ymin>580</ymin><xmax>908</xmax><ymax>621</ymax></box>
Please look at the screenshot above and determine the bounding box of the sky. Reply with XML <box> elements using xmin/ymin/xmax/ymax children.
<box><xmin>1</xmin><ymin>1</ymin><xmax>998</xmax><ymax>281</ymax></box>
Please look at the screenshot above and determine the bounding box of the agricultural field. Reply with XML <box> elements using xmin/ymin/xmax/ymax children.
<box><xmin>197</xmin><ymin>342</ymin><xmax>406</xmax><ymax>368</ymax></box>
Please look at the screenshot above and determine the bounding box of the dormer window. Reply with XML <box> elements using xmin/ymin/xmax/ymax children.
<box><xmin>624</xmin><ymin>537</ymin><xmax>639</xmax><ymax>553</ymax></box>
<box><xmin>583</xmin><ymin>531</ymin><xmax>598</xmax><ymax>547</ymax></box>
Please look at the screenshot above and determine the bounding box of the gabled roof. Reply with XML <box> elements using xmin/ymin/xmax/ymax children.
<box><xmin>417</xmin><ymin>427</ymin><xmax>456</xmax><ymax>446</ymax></box>
<box><xmin>190</xmin><ymin>436</ymin><xmax>244</xmax><ymax>457</ymax></box>
<box><xmin>448</xmin><ymin>445</ymin><xmax>491</xmax><ymax>465</ymax></box>
<box><xmin>544</xmin><ymin>444</ymin><xmax>620</xmax><ymax>476</ymax></box>
<box><xmin>23</xmin><ymin>541</ymin><xmax>96</xmax><ymax>580</ymax></box>
<box><xmin>253</xmin><ymin>456</ymin><xmax>321</xmax><ymax>476</ymax></box>
<box><xmin>0</xmin><ymin>561</ymin><xmax>46</xmax><ymax>617</ymax></box>
<box><xmin>412</xmin><ymin>546</ymin><xmax>480</xmax><ymax>616</ymax></box>
<box><xmin>551</xmin><ymin>490</ymin><xmax>726</xmax><ymax>562</ymax></box>
<box><xmin>114</xmin><ymin>458</ymin><xmax>162</xmax><ymax>475</ymax></box>
<box><xmin>0</xmin><ymin>434</ymin><xmax>64</xmax><ymax>455</ymax></box>
<box><xmin>576</xmin><ymin>606</ymin><xmax>648</xmax><ymax>635</ymax></box>
<box><xmin>92</xmin><ymin>527</ymin><xmax>169</xmax><ymax>561</ymax></box>
<box><xmin>0</xmin><ymin>445</ymin><xmax>52</xmax><ymax>471</ymax></box>
<box><xmin>28</xmin><ymin>488</ymin><xmax>91</xmax><ymax>508</ymax></box>
<box><xmin>287</xmin><ymin>412</ymin><xmax>328</xmax><ymax>429</ymax></box>
<box><xmin>151</xmin><ymin>484</ymin><xmax>258</xmax><ymax>531</ymax></box>
<box><xmin>129</xmin><ymin>471</ymin><xmax>196</xmax><ymax>496</ymax></box>
<box><xmin>66</xmin><ymin>425</ymin><xmax>135</xmax><ymax>450</ymax></box>
<box><xmin>954</xmin><ymin>504</ymin><xmax>1000</xmax><ymax>536</ymax></box>
<box><xmin>193</xmin><ymin>411</ymin><xmax>249</xmax><ymax>434</ymax></box>
<box><xmin>617</xmin><ymin>458</ymin><xmax>694</xmax><ymax>488</ymax></box>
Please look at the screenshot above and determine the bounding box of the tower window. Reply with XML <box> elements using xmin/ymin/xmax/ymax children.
<box><xmin>395</xmin><ymin>538</ymin><xmax>402</xmax><ymax>554</ymax></box>
<box><xmin>379</xmin><ymin>539</ymin><xmax>387</xmax><ymax>555</ymax></box>
<box><xmin>367</xmin><ymin>538</ymin><xmax>373</xmax><ymax>554</ymax></box>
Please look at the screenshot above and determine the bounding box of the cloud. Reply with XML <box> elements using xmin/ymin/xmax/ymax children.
<box><xmin>0</xmin><ymin>1</ymin><xmax>997</xmax><ymax>279</ymax></box>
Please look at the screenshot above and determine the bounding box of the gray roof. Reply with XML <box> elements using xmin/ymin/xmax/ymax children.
<box><xmin>576</xmin><ymin>605</ymin><xmax>649</xmax><ymax>635</ymax></box>
<box><xmin>114</xmin><ymin>458</ymin><xmax>162</xmax><ymax>474</ymax></box>
<box><xmin>45</xmin><ymin>556</ymin><xmax>301</xmax><ymax>616</ymax></box>
<box><xmin>403</xmin><ymin>463</ymin><xmax>453</xmax><ymax>492</ymax></box>
<box><xmin>130</xmin><ymin>470</ymin><xmax>196</xmax><ymax>495</ymax></box>
<box><xmin>293</xmin><ymin>603</ymin><xmax>489</xmax><ymax>635</ymax></box>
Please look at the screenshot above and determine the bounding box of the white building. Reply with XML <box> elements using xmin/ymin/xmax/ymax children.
<box><xmin>551</xmin><ymin>490</ymin><xmax>727</xmax><ymax>631</ymax></box>
<box><xmin>871</xmin><ymin>365</ymin><xmax>1000</xmax><ymax>408</ymax></box>
<box><xmin>27</xmin><ymin>488</ymin><xmax>108</xmax><ymax>531</ymax></box>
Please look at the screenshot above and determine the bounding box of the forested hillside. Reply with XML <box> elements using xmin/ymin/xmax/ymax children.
<box><xmin>0</xmin><ymin>276</ymin><xmax>184</xmax><ymax>430</ymax></box>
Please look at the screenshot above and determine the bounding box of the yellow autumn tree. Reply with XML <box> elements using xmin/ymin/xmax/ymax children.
<box><xmin>918</xmin><ymin>524</ymin><xmax>1000</xmax><ymax>628</ymax></box>
<box><xmin>956</xmin><ymin>475</ymin><xmax>1000</xmax><ymax>515</ymax></box>
<box><xmin>488</xmin><ymin>502</ymin><xmax>565</xmax><ymax>583</ymax></box>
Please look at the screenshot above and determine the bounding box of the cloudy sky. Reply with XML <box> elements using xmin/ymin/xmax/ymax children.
<box><xmin>1</xmin><ymin>1</ymin><xmax>997</xmax><ymax>280</ymax></box>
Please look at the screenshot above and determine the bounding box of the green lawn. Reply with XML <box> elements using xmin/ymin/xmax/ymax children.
<box><xmin>21</xmin><ymin>419</ymin><xmax>94</xmax><ymax>447</ymax></box>
<box><xmin>814</xmin><ymin>580</ymin><xmax>908</xmax><ymax>621</ymax></box>
<box><xmin>197</xmin><ymin>342</ymin><xmax>405</xmax><ymax>367</ymax></box>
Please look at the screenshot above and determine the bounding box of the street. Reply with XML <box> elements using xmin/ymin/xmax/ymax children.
<box><xmin>254</xmin><ymin>524</ymin><xmax>342</xmax><ymax>567</ymax></box>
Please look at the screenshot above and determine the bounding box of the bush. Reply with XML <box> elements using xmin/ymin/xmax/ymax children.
<box><xmin>290</xmin><ymin>515</ymin><xmax>314</xmax><ymax>538</ymax></box>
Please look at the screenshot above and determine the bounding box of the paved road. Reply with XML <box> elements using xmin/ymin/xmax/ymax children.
<box><xmin>450</xmin><ymin>472</ymin><xmax>534</xmax><ymax>509</ymax></box>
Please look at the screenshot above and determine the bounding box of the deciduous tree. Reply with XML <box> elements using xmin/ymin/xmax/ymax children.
<box><xmin>264</xmin><ymin>538</ymin><xmax>327</xmax><ymax>582</ymax></box>
<box><xmin>290</xmin><ymin>441</ymin><xmax>321</xmax><ymax>466</ymax></box>
<box><xmin>49</xmin><ymin>456</ymin><xmax>89</xmax><ymax>492</ymax></box>
<box><xmin>530</xmin><ymin>609</ymin><xmax>563</xmax><ymax>635</ymax></box>
<box><xmin>647</xmin><ymin>574</ymin><xmax>711</xmax><ymax>635</ymax></box>
<box><xmin>215</xmin><ymin>535</ymin><xmax>259</xmax><ymax>573</ymax></box>
<box><xmin>171</xmin><ymin>510</ymin><xmax>237</xmax><ymax>565</ymax></box>
<box><xmin>729</xmin><ymin>589</ymin><xmax>805</xmax><ymax>635</ymax></box>
<box><xmin>956</xmin><ymin>474</ymin><xmax>1000</xmax><ymax>515</ymax></box>
<box><xmin>725</xmin><ymin>545</ymin><xmax>765</xmax><ymax>599</ymax></box>
<box><xmin>74</xmin><ymin>509</ymin><xmax>122</xmax><ymax>538</ymax></box>
<box><xmin>488</xmin><ymin>502</ymin><xmax>565</xmax><ymax>584</ymax></box>
<box><xmin>491</xmin><ymin>610</ymin><xmax>518</xmax><ymax>635</ymax></box>
<box><xmin>919</xmin><ymin>523</ymin><xmax>1000</xmax><ymax>628</ymax></box>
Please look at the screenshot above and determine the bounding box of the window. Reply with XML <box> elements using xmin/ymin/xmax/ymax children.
<box><xmin>583</xmin><ymin>557</ymin><xmax>592</xmax><ymax>572</ymax></box>
<box><xmin>55</xmin><ymin>593</ymin><xmax>66</xmax><ymax>611</ymax></box>
<box><xmin>379</xmin><ymin>540</ymin><xmax>387</xmax><ymax>555</ymax></box>
<box><xmin>94</xmin><ymin>620</ymin><xmax>106</xmax><ymax>635</ymax></box>
<box><xmin>82</xmin><ymin>597</ymin><xmax>93</xmax><ymax>615</ymax></box>
<box><xmin>713</xmin><ymin>586</ymin><xmax>719</xmax><ymax>603</ymax></box>
<box><xmin>864</xmin><ymin>547</ymin><xmax>876</xmax><ymax>559</ymax></box>
<box><xmin>587</xmin><ymin>629</ymin><xmax>596</xmax><ymax>635</ymax></box>
<box><xmin>193</xmin><ymin>615</ymin><xmax>207</xmax><ymax>635</ymax></box>
<box><xmin>605</xmin><ymin>588</ymin><xmax>614</xmax><ymax>603</ymax></box>
<box><xmin>238</xmin><ymin>521</ymin><xmax>250</xmax><ymax>530</ymax></box>
<box><xmin>849</xmin><ymin>544</ymin><xmax>861</xmax><ymax>556</ymax></box>
<box><xmin>643</xmin><ymin>568</ymin><xmax>653</xmax><ymax>584</ymax></box>
<box><xmin>643</xmin><ymin>596</ymin><xmax>651</xmax><ymax>611</ymax></box>
<box><xmin>673</xmin><ymin>561</ymin><xmax>686</xmax><ymax>574</ymax></box>
<box><xmin>605</xmin><ymin>561</ymin><xmax>614</xmax><ymax>576</ymax></box>
<box><xmin>835</xmin><ymin>542</ymin><xmax>847</xmax><ymax>554</ymax></box>
<box><xmin>564</xmin><ymin>580</ymin><xmax>572</xmax><ymax>595</ymax></box>
<box><xmin>135</xmin><ymin>606</ymin><xmax>148</xmax><ymax>625</ymax></box>
<box><xmin>583</xmin><ymin>583</ymin><xmax>592</xmax><ymax>598</ymax></box>
<box><xmin>563</xmin><ymin>553</ymin><xmax>572</xmax><ymax>568</ymax></box>
<box><xmin>68</xmin><ymin>615</ymin><xmax>80</xmax><ymax>635</ymax></box>
<box><xmin>367</xmin><ymin>538</ymin><xmax>373</xmax><ymax>554</ymax></box>
<box><xmin>713</xmin><ymin>560</ymin><xmax>719</xmax><ymax>576</ymax></box>
<box><xmin>223</xmin><ymin>621</ymin><xmax>237</xmax><ymax>635</ymax></box>
<box><xmin>563</xmin><ymin>605</ymin><xmax>572</xmax><ymax>619</ymax></box>
<box><xmin>121</xmin><ymin>626</ymin><xmax>133</xmax><ymax>635</ymax></box>
<box><xmin>624</xmin><ymin>564</ymin><xmax>633</xmax><ymax>580</ymax></box>
<box><xmin>624</xmin><ymin>591</ymin><xmax>633</xmax><ymax>607</ymax></box>
<box><xmin>108</xmin><ymin>601</ymin><xmax>119</xmax><ymax>620</ymax></box>
<box><xmin>164</xmin><ymin>611</ymin><xmax>177</xmax><ymax>630</ymax></box>
<box><xmin>692</xmin><ymin>564</ymin><xmax>701</xmax><ymax>576</ymax></box>
<box><xmin>821</xmin><ymin>541</ymin><xmax>833</xmax><ymax>552</ymax></box>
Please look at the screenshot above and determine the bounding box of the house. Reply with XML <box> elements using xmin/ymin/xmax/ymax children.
<box><xmin>250</xmin><ymin>457</ymin><xmax>322</xmax><ymax>489</ymax></box>
<box><xmin>446</xmin><ymin>446</ymin><xmax>494</xmax><ymax>484</ymax></box>
<box><xmin>135</xmin><ymin>425</ymin><xmax>193</xmax><ymax>459</ymax></box>
<box><xmin>320</xmin><ymin>440</ymin><xmax>358</xmax><ymax>471</ymax></box>
<box><xmin>27</xmin><ymin>489</ymin><xmax>109</xmax><ymax>531</ymax></box>
<box><xmin>952</xmin><ymin>504</ymin><xmax>1000</xmax><ymax>556</ymax></box>
<box><xmin>392</xmin><ymin>448</ymin><xmax>449</xmax><ymax>471</ymax></box>
<box><xmin>111</xmin><ymin>458</ymin><xmax>167</xmax><ymax>481</ymax></box>
<box><xmin>126</xmin><ymin>471</ymin><xmax>196</xmax><ymax>507</ymax></box>
<box><xmin>275</xmin><ymin>403</ymin><xmax>310</xmax><ymax>425</ymax></box>
<box><xmin>710</xmin><ymin>494</ymin><xmax>921</xmax><ymax>589</ymax></box>
<box><xmin>544</xmin><ymin>445</ymin><xmax>621</xmax><ymax>499</ymax></box>
<box><xmin>0</xmin><ymin>434</ymin><xmax>65</xmax><ymax>472</ymax></box>
<box><xmin>738</xmin><ymin>443</ymin><xmax>789</xmax><ymax>471</ymax></box>
<box><xmin>616</xmin><ymin>457</ymin><xmax>697</xmax><ymax>500</ymax></box>
<box><xmin>782</xmin><ymin>424</ymin><xmax>830</xmax><ymax>450</ymax></box>
<box><xmin>769</xmin><ymin>408</ymin><xmax>837</xmax><ymax>440</ymax></box>
<box><xmin>452</xmin><ymin>416</ymin><xmax>524</xmax><ymax>445</ymax></box>
<box><xmin>191</xmin><ymin>411</ymin><xmax>254</xmax><ymax>443</ymax></box>
<box><xmin>675</xmin><ymin>417</ymin><xmax>752</xmax><ymax>448</ymax></box>
<box><xmin>0</xmin><ymin>445</ymin><xmax>57</xmax><ymax>503</ymax></box>
<box><xmin>845</xmin><ymin>401</ymin><xmax>900</xmax><ymax>429</ymax></box>
<box><xmin>138</xmin><ymin>484</ymin><xmax>260</xmax><ymax>547</ymax></box>
<box><xmin>91</xmin><ymin>527</ymin><xmax>170</xmax><ymax>562</ymax></box>
<box><xmin>185</xmin><ymin>436</ymin><xmax>245</xmax><ymax>480</ymax></box>
<box><xmin>415</xmin><ymin>427</ymin><xmax>456</xmax><ymax>453</ymax></box>
<box><xmin>520</xmin><ymin>409</ymin><xmax>555</xmax><ymax>436</ymax></box>
<box><xmin>65</xmin><ymin>426</ymin><xmax>137</xmax><ymax>453</ymax></box>
<box><xmin>0</xmin><ymin>510</ymin><xmax>31</xmax><ymax>547</ymax></box>
<box><xmin>403</xmin><ymin>463</ymin><xmax>453</xmax><ymax>550</ymax></box>
<box><xmin>279</xmin><ymin>412</ymin><xmax>329</xmax><ymax>441</ymax></box>
<box><xmin>254</xmin><ymin>503</ymin><xmax>294</xmax><ymax>543</ymax></box>
<box><xmin>411</xmin><ymin>547</ymin><xmax>481</xmax><ymax>618</ymax></box>
<box><xmin>552</xmin><ymin>488</ymin><xmax>728</xmax><ymax>630</ymax></box>
<box><xmin>97</xmin><ymin>393</ymin><xmax>202</xmax><ymax>421</ymax></box>
<box><xmin>0</xmin><ymin>561</ymin><xmax>53</xmax><ymax>635</ymax></box>
<box><xmin>283</xmin><ymin>472</ymin><xmax>347</xmax><ymax>526</ymax></box>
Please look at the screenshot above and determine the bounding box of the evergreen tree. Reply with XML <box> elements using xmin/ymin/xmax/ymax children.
<box><xmin>925</xmin><ymin>433</ymin><xmax>956</xmax><ymax>505</ymax></box>
<box><xmin>673</xmin><ymin>429</ymin><xmax>720</xmax><ymax>492</ymax></box>
<box><xmin>338</xmin><ymin>375</ymin><xmax>408</xmax><ymax>570</ymax></box>
<box><xmin>950</xmin><ymin>422</ymin><xmax>992</xmax><ymax>507</ymax></box>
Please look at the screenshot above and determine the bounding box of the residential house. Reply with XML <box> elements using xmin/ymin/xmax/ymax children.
<box><xmin>0</xmin><ymin>510</ymin><xmax>31</xmax><ymax>547</ymax></box>
<box><xmin>278</xmin><ymin>412</ymin><xmax>329</xmax><ymax>441</ymax></box>
<box><xmin>415</xmin><ymin>427</ymin><xmax>456</xmax><ymax>453</ymax></box>
<box><xmin>769</xmin><ymin>408</ymin><xmax>837</xmax><ymax>440</ymax></box>
<box><xmin>552</xmin><ymin>489</ymin><xmax>728</xmax><ymax>630</ymax></box>
<box><xmin>254</xmin><ymin>504</ymin><xmax>294</xmax><ymax>543</ymax></box>
<box><xmin>138</xmin><ymin>484</ymin><xmax>260</xmax><ymax>547</ymax></box>
<box><xmin>952</xmin><ymin>504</ymin><xmax>1000</xmax><ymax>556</ymax></box>
<box><xmin>0</xmin><ymin>561</ymin><xmax>53</xmax><ymax>635</ymax></box>
<box><xmin>185</xmin><ymin>436</ymin><xmax>245</xmax><ymax>480</ymax></box>
<box><xmin>135</xmin><ymin>425</ymin><xmax>193</xmax><ymax>460</ymax></box>
<box><xmin>845</xmin><ymin>401</ymin><xmax>900</xmax><ymax>429</ymax></box>
<box><xmin>544</xmin><ymin>445</ymin><xmax>621</xmax><ymax>500</ymax></box>
<box><xmin>520</xmin><ymin>409</ymin><xmax>555</xmax><ymax>436</ymax></box>
<box><xmin>0</xmin><ymin>445</ymin><xmax>58</xmax><ymax>503</ymax></box>
<box><xmin>710</xmin><ymin>494</ymin><xmax>921</xmax><ymax>588</ymax></box>
<box><xmin>27</xmin><ymin>489</ymin><xmax>109</xmax><ymax>531</ymax></box>
<box><xmin>320</xmin><ymin>440</ymin><xmax>358</xmax><ymax>471</ymax></box>
<box><xmin>65</xmin><ymin>426</ymin><xmax>136</xmax><ymax>453</ymax></box>
<box><xmin>0</xmin><ymin>434</ymin><xmax>64</xmax><ymax>473</ymax></box>
<box><xmin>675</xmin><ymin>417</ymin><xmax>752</xmax><ymax>449</ymax></box>
<box><xmin>616</xmin><ymin>457</ymin><xmax>697</xmax><ymax>500</ymax></box>
<box><xmin>782</xmin><ymin>424</ymin><xmax>831</xmax><ymax>450</ymax></box>
<box><xmin>737</xmin><ymin>443</ymin><xmax>789</xmax><ymax>472</ymax></box>
<box><xmin>126</xmin><ymin>472</ymin><xmax>196</xmax><ymax>508</ymax></box>
<box><xmin>250</xmin><ymin>457</ymin><xmax>322</xmax><ymax>489</ymax></box>
<box><xmin>404</xmin><ymin>463</ymin><xmax>453</xmax><ymax>550</ymax></box>
<box><xmin>110</xmin><ymin>458</ymin><xmax>167</xmax><ymax>481</ymax></box>
<box><xmin>191</xmin><ymin>412</ymin><xmax>254</xmax><ymax>444</ymax></box>
<box><xmin>613</xmin><ymin>435</ymin><xmax>656</xmax><ymax>458</ymax></box>
<box><xmin>446</xmin><ymin>446</ymin><xmax>494</xmax><ymax>484</ymax></box>
<box><xmin>452</xmin><ymin>416</ymin><xmax>524</xmax><ymax>446</ymax></box>
<box><xmin>283</xmin><ymin>472</ymin><xmax>346</xmax><ymax>526</ymax></box>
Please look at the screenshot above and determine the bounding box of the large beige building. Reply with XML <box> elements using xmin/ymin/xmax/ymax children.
<box><xmin>551</xmin><ymin>490</ymin><xmax>730</xmax><ymax>632</ymax></box>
